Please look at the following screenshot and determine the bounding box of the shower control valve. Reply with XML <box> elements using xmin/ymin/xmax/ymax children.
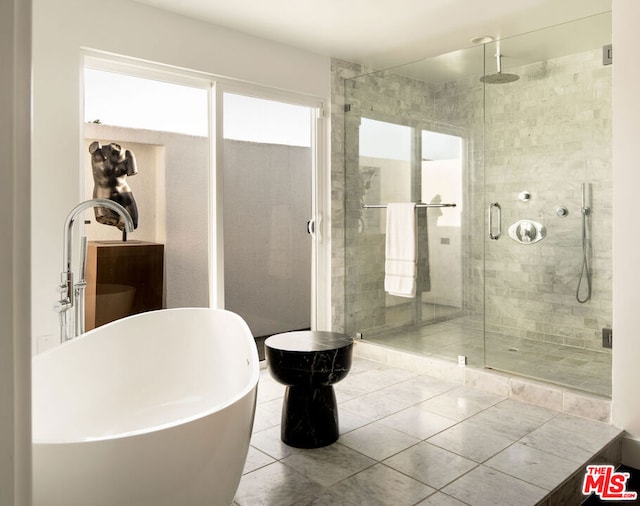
<box><xmin>508</xmin><ymin>219</ymin><xmax>546</xmax><ymax>245</ymax></box>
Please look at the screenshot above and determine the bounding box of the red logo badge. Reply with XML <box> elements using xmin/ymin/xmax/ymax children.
<box><xmin>582</xmin><ymin>465</ymin><xmax>638</xmax><ymax>501</ymax></box>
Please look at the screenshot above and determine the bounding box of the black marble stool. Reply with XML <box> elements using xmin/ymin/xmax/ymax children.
<box><xmin>265</xmin><ymin>331</ymin><xmax>353</xmax><ymax>448</ymax></box>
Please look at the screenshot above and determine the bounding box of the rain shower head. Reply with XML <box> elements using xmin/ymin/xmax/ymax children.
<box><xmin>480</xmin><ymin>72</ymin><xmax>520</xmax><ymax>84</ymax></box>
<box><xmin>480</xmin><ymin>53</ymin><xmax>519</xmax><ymax>84</ymax></box>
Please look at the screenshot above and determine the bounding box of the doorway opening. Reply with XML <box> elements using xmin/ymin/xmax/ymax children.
<box><xmin>221</xmin><ymin>91</ymin><xmax>320</xmax><ymax>359</ymax></box>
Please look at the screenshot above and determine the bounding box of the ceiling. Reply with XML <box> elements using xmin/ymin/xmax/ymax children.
<box><xmin>134</xmin><ymin>0</ymin><xmax>611</xmax><ymax>71</ymax></box>
<box><xmin>397</xmin><ymin>11</ymin><xmax>611</xmax><ymax>84</ymax></box>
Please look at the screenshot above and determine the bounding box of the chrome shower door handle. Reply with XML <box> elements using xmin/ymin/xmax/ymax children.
<box><xmin>489</xmin><ymin>202</ymin><xmax>501</xmax><ymax>240</ymax></box>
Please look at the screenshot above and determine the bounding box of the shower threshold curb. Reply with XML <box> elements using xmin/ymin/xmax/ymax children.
<box><xmin>352</xmin><ymin>340</ymin><xmax>612</xmax><ymax>424</ymax></box>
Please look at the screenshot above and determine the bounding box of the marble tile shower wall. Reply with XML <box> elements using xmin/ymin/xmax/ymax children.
<box><xmin>331</xmin><ymin>49</ymin><xmax>611</xmax><ymax>353</ymax></box>
<box><xmin>480</xmin><ymin>49</ymin><xmax>612</xmax><ymax>352</ymax></box>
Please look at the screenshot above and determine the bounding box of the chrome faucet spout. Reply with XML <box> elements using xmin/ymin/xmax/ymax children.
<box><xmin>57</xmin><ymin>198</ymin><xmax>134</xmax><ymax>342</ymax></box>
<box><xmin>62</xmin><ymin>198</ymin><xmax>134</xmax><ymax>273</ymax></box>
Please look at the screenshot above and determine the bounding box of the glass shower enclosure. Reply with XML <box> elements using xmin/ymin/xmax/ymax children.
<box><xmin>343</xmin><ymin>12</ymin><xmax>612</xmax><ymax>397</ymax></box>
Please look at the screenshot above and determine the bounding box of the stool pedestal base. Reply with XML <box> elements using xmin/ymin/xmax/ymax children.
<box><xmin>281</xmin><ymin>385</ymin><xmax>338</xmax><ymax>449</ymax></box>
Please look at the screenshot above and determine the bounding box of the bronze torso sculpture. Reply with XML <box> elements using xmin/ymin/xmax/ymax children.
<box><xmin>89</xmin><ymin>141</ymin><xmax>139</xmax><ymax>231</ymax></box>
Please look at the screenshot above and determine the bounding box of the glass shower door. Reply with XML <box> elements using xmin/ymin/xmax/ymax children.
<box><xmin>341</xmin><ymin>16</ymin><xmax>612</xmax><ymax>396</ymax></box>
<box><xmin>343</xmin><ymin>52</ymin><xmax>485</xmax><ymax>365</ymax></box>
<box><xmin>482</xmin><ymin>14</ymin><xmax>613</xmax><ymax>396</ymax></box>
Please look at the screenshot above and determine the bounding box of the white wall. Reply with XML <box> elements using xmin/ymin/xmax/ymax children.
<box><xmin>612</xmin><ymin>0</ymin><xmax>640</xmax><ymax>468</ymax></box>
<box><xmin>32</xmin><ymin>0</ymin><xmax>330</xmax><ymax>347</ymax></box>
<box><xmin>0</xmin><ymin>0</ymin><xmax>32</xmax><ymax>503</ymax></box>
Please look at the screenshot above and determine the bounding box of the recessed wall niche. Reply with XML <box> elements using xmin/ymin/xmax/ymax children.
<box><xmin>83</xmin><ymin>122</ymin><xmax>210</xmax><ymax>311</ymax></box>
<box><xmin>83</xmin><ymin>131</ymin><xmax>166</xmax><ymax>244</ymax></box>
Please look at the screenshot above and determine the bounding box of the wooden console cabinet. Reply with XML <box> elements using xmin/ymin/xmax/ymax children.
<box><xmin>85</xmin><ymin>240</ymin><xmax>164</xmax><ymax>330</ymax></box>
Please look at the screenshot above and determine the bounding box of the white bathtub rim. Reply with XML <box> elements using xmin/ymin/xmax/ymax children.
<box><xmin>33</xmin><ymin>384</ymin><xmax>258</xmax><ymax>445</ymax></box>
<box><xmin>35</xmin><ymin>307</ymin><xmax>255</xmax><ymax>357</ymax></box>
<box><xmin>33</xmin><ymin>307</ymin><xmax>260</xmax><ymax>445</ymax></box>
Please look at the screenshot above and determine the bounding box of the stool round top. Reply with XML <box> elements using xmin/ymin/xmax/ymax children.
<box><xmin>265</xmin><ymin>331</ymin><xmax>352</xmax><ymax>353</ymax></box>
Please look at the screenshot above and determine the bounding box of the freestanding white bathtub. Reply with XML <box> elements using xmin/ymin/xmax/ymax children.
<box><xmin>32</xmin><ymin>308</ymin><xmax>259</xmax><ymax>506</ymax></box>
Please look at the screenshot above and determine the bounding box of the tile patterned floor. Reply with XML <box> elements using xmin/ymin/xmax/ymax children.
<box><xmin>365</xmin><ymin>319</ymin><xmax>612</xmax><ymax>397</ymax></box>
<box><xmin>234</xmin><ymin>357</ymin><xmax>621</xmax><ymax>506</ymax></box>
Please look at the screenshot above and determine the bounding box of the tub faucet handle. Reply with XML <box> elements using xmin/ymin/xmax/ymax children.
<box><xmin>56</xmin><ymin>281</ymin><xmax>69</xmax><ymax>302</ymax></box>
<box><xmin>54</xmin><ymin>298</ymin><xmax>70</xmax><ymax>313</ymax></box>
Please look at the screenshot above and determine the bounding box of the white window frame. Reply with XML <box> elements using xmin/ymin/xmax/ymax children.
<box><xmin>211</xmin><ymin>79</ymin><xmax>329</xmax><ymax>331</ymax></box>
<box><xmin>80</xmin><ymin>50</ymin><xmax>330</xmax><ymax>331</ymax></box>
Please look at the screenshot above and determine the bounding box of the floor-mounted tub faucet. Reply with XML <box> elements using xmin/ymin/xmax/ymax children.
<box><xmin>55</xmin><ymin>198</ymin><xmax>134</xmax><ymax>342</ymax></box>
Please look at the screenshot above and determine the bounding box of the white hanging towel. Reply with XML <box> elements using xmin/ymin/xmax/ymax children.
<box><xmin>384</xmin><ymin>202</ymin><xmax>417</xmax><ymax>298</ymax></box>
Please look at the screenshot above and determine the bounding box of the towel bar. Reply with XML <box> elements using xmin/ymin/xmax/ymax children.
<box><xmin>362</xmin><ymin>203</ymin><xmax>456</xmax><ymax>209</ymax></box>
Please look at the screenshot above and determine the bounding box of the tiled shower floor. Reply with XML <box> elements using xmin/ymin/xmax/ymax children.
<box><xmin>234</xmin><ymin>356</ymin><xmax>621</xmax><ymax>505</ymax></box>
<box><xmin>364</xmin><ymin>319</ymin><xmax>611</xmax><ymax>397</ymax></box>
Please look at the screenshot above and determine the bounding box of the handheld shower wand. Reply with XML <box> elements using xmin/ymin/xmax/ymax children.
<box><xmin>576</xmin><ymin>183</ymin><xmax>592</xmax><ymax>303</ymax></box>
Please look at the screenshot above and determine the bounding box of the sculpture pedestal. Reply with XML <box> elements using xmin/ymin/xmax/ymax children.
<box><xmin>85</xmin><ymin>240</ymin><xmax>164</xmax><ymax>330</ymax></box>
